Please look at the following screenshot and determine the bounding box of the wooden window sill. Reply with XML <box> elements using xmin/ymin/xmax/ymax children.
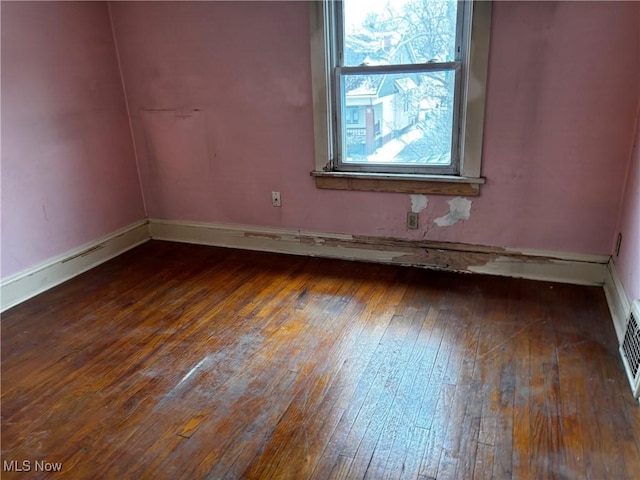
<box><xmin>311</xmin><ymin>171</ymin><xmax>485</xmax><ymax>196</ymax></box>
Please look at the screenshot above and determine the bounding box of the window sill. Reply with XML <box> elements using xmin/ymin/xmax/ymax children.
<box><xmin>311</xmin><ymin>171</ymin><xmax>485</xmax><ymax>196</ymax></box>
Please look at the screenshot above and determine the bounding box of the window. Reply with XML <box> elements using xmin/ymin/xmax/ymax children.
<box><xmin>346</xmin><ymin>106</ymin><xmax>360</xmax><ymax>124</ymax></box>
<box><xmin>310</xmin><ymin>0</ymin><xmax>492</xmax><ymax>195</ymax></box>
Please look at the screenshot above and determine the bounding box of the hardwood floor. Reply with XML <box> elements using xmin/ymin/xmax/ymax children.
<box><xmin>2</xmin><ymin>240</ymin><xmax>639</xmax><ymax>479</ymax></box>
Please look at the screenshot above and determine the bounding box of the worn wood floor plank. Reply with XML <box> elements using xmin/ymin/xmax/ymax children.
<box><xmin>245</xmin><ymin>272</ymin><xmax>389</xmax><ymax>480</ymax></box>
<box><xmin>2</xmin><ymin>241</ymin><xmax>638</xmax><ymax>480</ymax></box>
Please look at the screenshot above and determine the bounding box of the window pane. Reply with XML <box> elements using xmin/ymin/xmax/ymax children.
<box><xmin>341</xmin><ymin>70</ymin><xmax>455</xmax><ymax>166</ymax></box>
<box><xmin>343</xmin><ymin>0</ymin><xmax>459</xmax><ymax>66</ymax></box>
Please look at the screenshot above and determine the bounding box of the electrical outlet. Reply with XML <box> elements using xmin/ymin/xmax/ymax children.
<box><xmin>272</xmin><ymin>191</ymin><xmax>281</xmax><ymax>207</ymax></box>
<box><xmin>407</xmin><ymin>212</ymin><xmax>418</xmax><ymax>230</ymax></box>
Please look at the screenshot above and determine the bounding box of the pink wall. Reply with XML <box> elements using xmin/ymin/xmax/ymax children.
<box><xmin>1</xmin><ymin>2</ymin><xmax>146</xmax><ymax>278</ymax></box>
<box><xmin>4</xmin><ymin>1</ymin><xmax>637</xmax><ymax>282</ymax></box>
<box><xmin>614</xmin><ymin>109</ymin><xmax>640</xmax><ymax>302</ymax></box>
<box><xmin>110</xmin><ymin>1</ymin><xmax>639</xmax><ymax>257</ymax></box>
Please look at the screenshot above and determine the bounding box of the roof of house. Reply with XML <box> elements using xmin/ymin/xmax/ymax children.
<box><xmin>344</xmin><ymin>32</ymin><xmax>420</xmax><ymax>99</ymax></box>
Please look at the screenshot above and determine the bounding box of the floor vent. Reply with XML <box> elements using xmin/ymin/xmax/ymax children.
<box><xmin>620</xmin><ymin>300</ymin><xmax>640</xmax><ymax>399</ymax></box>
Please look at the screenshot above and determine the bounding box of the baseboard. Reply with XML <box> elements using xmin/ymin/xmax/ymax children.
<box><xmin>3</xmin><ymin>218</ymin><xmax>610</xmax><ymax>313</ymax></box>
<box><xmin>0</xmin><ymin>220</ymin><xmax>150</xmax><ymax>313</ymax></box>
<box><xmin>604</xmin><ymin>259</ymin><xmax>631</xmax><ymax>343</ymax></box>
<box><xmin>149</xmin><ymin>219</ymin><xmax>609</xmax><ymax>286</ymax></box>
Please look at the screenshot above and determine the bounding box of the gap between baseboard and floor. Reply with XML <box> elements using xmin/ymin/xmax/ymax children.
<box><xmin>1</xmin><ymin>218</ymin><xmax>615</xmax><ymax>315</ymax></box>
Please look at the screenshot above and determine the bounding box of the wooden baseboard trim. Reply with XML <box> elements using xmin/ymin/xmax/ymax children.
<box><xmin>3</xmin><ymin>219</ymin><xmax>611</xmax><ymax>313</ymax></box>
<box><xmin>149</xmin><ymin>219</ymin><xmax>608</xmax><ymax>287</ymax></box>
<box><xmin>1</xmin><ymin>220</ymin><xmax>150</xmax><ymax>312</ymax></box>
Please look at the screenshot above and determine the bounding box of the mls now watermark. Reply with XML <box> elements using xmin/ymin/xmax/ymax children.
<box><xmin>3</xmin><ymin>460</ymin><xmax>63</xmax><ymax>473</ymax></box>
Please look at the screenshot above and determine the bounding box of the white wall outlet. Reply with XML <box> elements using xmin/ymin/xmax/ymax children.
<box><xmin>272</xmin><ymin>191</ymin><xmax>282</xmax><ymax>207</ymax></box>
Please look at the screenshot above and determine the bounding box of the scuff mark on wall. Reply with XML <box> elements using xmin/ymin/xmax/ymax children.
<box><xmin>409</xmin><ymin>194</ymin><xmax>428</xmax><ymax>213</ymax></box>
<box><xmin>434</xmin><ymin>197</ymin><xmax>472</xmax><ymax>227</ymax></box>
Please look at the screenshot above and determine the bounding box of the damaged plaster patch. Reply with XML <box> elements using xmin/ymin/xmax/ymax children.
<box><xmin>434</xmin><ymin>197</ymin><xmax>472</xmax><ymax>227</ymax></box>
<box><xmin>410</xmin><ymin>194</ymin><xmax>428</xmax><ymax>213</ymax></box>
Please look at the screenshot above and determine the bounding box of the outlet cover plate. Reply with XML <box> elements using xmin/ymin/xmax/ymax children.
<box><xmin>272</xmin><ymin>191</ymin><xmax>282</xmax><ymax>207</ymax></box>
<box><xmin>407</xmin><ymin>212</ymin><xmax>418</xmax><ymax>230</ymax></box>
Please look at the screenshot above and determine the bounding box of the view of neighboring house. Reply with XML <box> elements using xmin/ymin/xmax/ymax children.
<box><xmin>344</xmin><ymin>73</ymin><xmax>418</xmax><ymax>156</ymax></box>
<box><xmin>342</xmin><ymin>30</ymin><xmax>454</xmax><ymax>165</ymax></box>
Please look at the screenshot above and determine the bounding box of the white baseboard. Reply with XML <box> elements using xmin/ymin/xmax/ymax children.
<box><xmin>2</xmin><ymin>218</ymin><xmax>611</xmax><ymax>313</ymax></box>
<box><xmin>149</xmin><ymin>219</ymin><xmax>609</xmax><ymax>286</ymax></box>
<box><xmin>604</xmin><ymin>259</ymin><xmax>632</xmax><ymax>343</ymax></box>
<box><xmin>0</xmin><ymin>220</ymin><xmax>150</xmax><ymax>312</ymax></box>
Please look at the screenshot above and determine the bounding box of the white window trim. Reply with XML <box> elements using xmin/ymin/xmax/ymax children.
<box><xmin>309</xmin><ymin>0</ymin><xmax>492</xmax><ymax>194</ymax></box>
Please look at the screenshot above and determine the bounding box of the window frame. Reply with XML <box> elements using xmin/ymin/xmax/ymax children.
<box><xmin>345</xmin><ymin>106</ymin><xmax>359</xmax><ymax>125</ymax></box>
<box><xmin>335</xmin><ymin>1</ymin><xmax>467</xmax><ymax>175</ymax></box>
<box><xmin>309</xmin><ymin>0</ymin><xmax>492</xmax><ymax>195</ymax></box>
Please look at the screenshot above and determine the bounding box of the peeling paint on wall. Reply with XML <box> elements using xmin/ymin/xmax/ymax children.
<box><xmin>108</xmin><ymin>1</ymin><xmax>638</xmax><ymax>256</ymax></box>
<box><xmin>409</xmin><ymin>194</ymin><xmax>428</xmax><ymax>213</ymax></box>
<box><xmin>434</xmin><ymin>197</ymin><xmax>472</xmax><ymax>227</ymax></box>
